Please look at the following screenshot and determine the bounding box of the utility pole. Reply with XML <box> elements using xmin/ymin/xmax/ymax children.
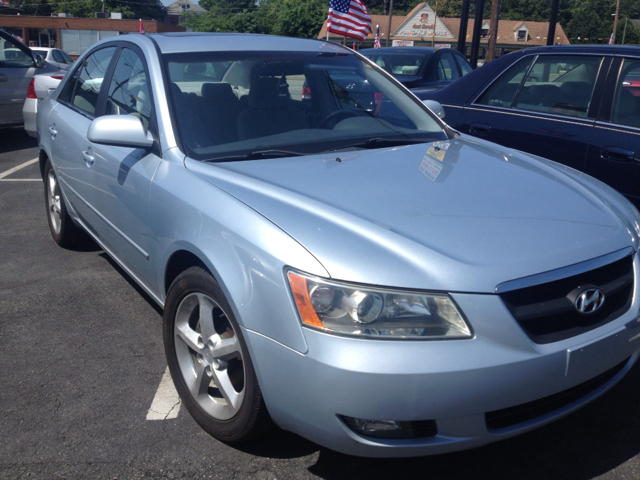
<box><xmin>622</xmin><ymin>15</ymin><xmax>629</xmax><ymax>44</ymax></box>
<box><xmin>486</xmin><ymin>0</ymin><xmax>499</xmax><ymax>62</ymax></box>
<box><xmin>457</xmin><ymin>0</ymin><xmax>471</xmax><ymax>55</ymax></box>
<box><xmin>386</xmin><ymin>0</ymin><xmax>394</xmax><ymax>47</ymax></box>
<box><xmin>612</xmin><ymin>0</ymin><xmax>621</xmax><ymax>44</ymax></box>
<box><xmin>431</xmin><ymin>0</ymin><xmax>438</xmax><ymax>47</ymax></box>
<box><xmin>469</xmin><ymin>0</ymin><xmax>486</xmax><ymax>68</ymax></box>
<box><xmin>547</xmin><ymin>0</ymin><xmax>559</xmax><ymax>45</ymax></box>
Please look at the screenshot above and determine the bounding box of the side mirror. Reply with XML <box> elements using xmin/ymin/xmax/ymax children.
<box><xmin>87</xmin><ymin>115</ymin><xmax>154</xmax><ymax>148</ymax></box>
<box><xmin>422</xmin><ymin>99</ymin><xmax>445</xmax><ymax>119</ymax></box>
<box><xmin>34</xmin><ymin>54</ymin><xmax>47</xmax><ymax>69</ymax></box>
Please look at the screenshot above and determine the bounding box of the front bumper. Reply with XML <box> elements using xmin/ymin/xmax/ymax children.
<box><xmin>245</xmin><ymin>288</ymin><xmax>640</xmax><ymax>457</ymax></box>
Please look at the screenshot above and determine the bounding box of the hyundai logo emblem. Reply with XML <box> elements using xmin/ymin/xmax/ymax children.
<box><xmin>574</xmin><ymin>288</ymin><xmax>605</xmax><ymax>314</ymax></box>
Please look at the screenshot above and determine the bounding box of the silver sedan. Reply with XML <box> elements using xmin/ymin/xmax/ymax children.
<box><xmin>37</xmin><ymin>33</ymin><xmax>640</xmax><ymax>457</ymax></box>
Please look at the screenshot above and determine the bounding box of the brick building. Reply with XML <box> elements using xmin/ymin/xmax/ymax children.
<box><xmin>0</xmin><ymin>13</ymin><xmax>185</xmax><ymax>57</ymax></box>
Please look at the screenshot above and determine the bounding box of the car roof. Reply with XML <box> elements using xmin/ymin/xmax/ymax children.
<box><xmin>361</xmin><ymin>47</ymin><xmax>438</xmax><ymax>54</ymax></box>
<box><xmin>511</xmin><ymin>44</ymin><xmax>640</xmax><ymax>55</ymax></box>
<box><xmin>149</xmin><ymin>32</ymin><xmax>352</xmax><ymax>55</ymax></box>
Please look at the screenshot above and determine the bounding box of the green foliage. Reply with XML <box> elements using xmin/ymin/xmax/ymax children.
<box><xmin>10</xmin><ymin>0</ymin><xmax>165</xmax><ymax>19</ymax></box>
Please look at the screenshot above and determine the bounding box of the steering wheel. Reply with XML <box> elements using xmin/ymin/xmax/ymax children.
<box><xmin>318</xmin><ymin>109</ymin><xmax>365</xmax><ymax>129</ymax></box>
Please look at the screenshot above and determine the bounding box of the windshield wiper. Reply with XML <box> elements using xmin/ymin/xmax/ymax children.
<box><xmin>324</xmin><ymin>137</ymin><xmax>429</xmax><ymax>152</ymax></box>
<box><xmin>205</xmin><ymin>149</ymin><xmax>306</xmax><ymax>162</ymax></box>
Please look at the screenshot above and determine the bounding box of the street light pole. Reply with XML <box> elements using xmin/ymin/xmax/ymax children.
<box><xmin>622</xmin><ymin>15</ymin><xmax>629</xmax><ymax>44</ymax></box>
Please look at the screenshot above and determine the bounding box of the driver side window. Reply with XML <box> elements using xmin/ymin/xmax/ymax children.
<box><xmin>0</xmin><ymin>38</ymin><xmax>33</xmax><ymax>68</ymax></box>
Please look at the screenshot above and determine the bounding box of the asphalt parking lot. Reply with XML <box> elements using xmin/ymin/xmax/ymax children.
<box><xmin>2</xmin><ymin>126</ymin><xmax>640</xmax><ymax>479</ymax></box>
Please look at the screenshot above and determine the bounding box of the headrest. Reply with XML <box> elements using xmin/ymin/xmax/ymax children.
<box><xmin>248</xmin><ymin>77</ymin><xmax>289</xmax><ymax>109</ymax></box>
<box><xmin>201</xmin><ymin>82</ymin><xmax>235</xmax><ymax>102</ymax></box>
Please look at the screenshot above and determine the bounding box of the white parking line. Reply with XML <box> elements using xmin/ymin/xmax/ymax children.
<box><xmin>0</xmin><ymin>157</ymin><xmax>39</xmax><ymax>179</ymax></box>
<box><xmin>146</xmin><ymin>366</ymin><xmax>181</xmax><ymax>420</ymax></box>
<box><xmin>0</xmin><ymin>179</ymin><xmax>40</xmax><ymax>182</ymax></box>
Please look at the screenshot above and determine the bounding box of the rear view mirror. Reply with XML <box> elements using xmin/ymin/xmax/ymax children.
<box><xmin>87</xmin><ymin>115</ymin><xmax>154</xmax><ymax>148</ymax></box>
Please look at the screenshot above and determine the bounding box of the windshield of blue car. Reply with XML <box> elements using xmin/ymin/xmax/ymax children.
<box><xmin>163</xmin><ymin>50</ymin><xmax>447</xmax><ymax>162</ymax></box>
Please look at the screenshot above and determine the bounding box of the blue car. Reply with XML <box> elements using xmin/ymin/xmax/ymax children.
<box><xmin>38</xmin><ymin>33</ymin><xmax>640</xmax><ymax>457</ymax></box>
<box><xmin>414</xmin><ymin>45</ymin><xmax>640</xmax><ymax>209</ymax></box>
<box><xmin>360</xmin><ymin>46</ymin><xmax>473</xmax><ymax>90</ymax></box>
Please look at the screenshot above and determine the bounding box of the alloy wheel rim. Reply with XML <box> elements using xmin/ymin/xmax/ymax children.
<box><xmin>174</xmin><ymin>292</ymin><xmax>246</xmax><ymax>420</ymax></box>
<box><xmin>47</xmin><ymin>170</ymin><xmax>62</xmax><ymax>234</ymax></box>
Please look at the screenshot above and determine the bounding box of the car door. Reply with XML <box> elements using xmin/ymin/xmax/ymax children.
<box><xmin>48</xmin><ymin>45</ymin><xmax>117</xmax><ymax>227</ymax></box>
<box><xmin>0</xmin><ymin>31</ymin><xmax>37</xmax><ymax>125</ymax></box>
<box><xmin>81</xmin><ymin>45</ymin><xmax>161</xmax><ymax>284</ymax></box>
<box><xmin>585</xmin><ymin>55</ymin><xmax>640</xmax><ymax>208</ymax></box>
<box><xmin>456</xmin><ymin>54</ymin><xmax>608</xmax><ymax>172</ymax></box>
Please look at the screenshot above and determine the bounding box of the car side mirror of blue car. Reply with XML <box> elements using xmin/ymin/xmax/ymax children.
<box><xmin>87</xmin><ymin>115</ymin><xmax>154</xmax><ymax>149</ymax></box>
<box><xmin>34</xmin><ymin>54</ymin><xmax>47</xmax><ymax>69</ymax></box>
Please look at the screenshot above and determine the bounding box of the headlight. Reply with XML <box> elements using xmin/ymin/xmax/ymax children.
<box><xmin>287</xmin><ymin>270</ymin><xmax>472</xmax><ymax>339</ymax></box>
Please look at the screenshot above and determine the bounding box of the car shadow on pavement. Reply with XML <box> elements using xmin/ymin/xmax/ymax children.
<box><xmin>0</xmin><ymin>127</ymin><xmax>37</xmax><ymax>154</ymax></box>
<box><xmin>99</xmin><ymin>252</ymin><xmax>163</xmax><ymax>316</ymax></box>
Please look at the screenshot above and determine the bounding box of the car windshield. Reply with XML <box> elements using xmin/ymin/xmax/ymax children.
<box><xmin>360</xmin><ymin>52</ymin><xmax>429</xmax><ymax>77</ymax></box>
<box><xmin>164</xmin><ymin>50</ymin><xmax>446</xmax><ymax>162</ymax></box>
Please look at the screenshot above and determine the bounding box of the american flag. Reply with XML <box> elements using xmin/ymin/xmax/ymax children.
<box><xmin>327</xmin><ymin>0</ymin><xmax>372</xmax><ymax>43</ymax></box>
<box><xmin>374</xmin><ymin>24</ymin><xmax>381</xmax><ymax>48</ymax></box>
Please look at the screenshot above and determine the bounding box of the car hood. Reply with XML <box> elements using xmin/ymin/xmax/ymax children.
<box><xmin>185</xmin><ymin>137</ymin><xmax>637</xmax><ymax>293</ymax></box>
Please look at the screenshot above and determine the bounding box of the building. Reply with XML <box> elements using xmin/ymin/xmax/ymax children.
<box><xmin>0</xmin><ymin>13</ymin><xmax>185</xmax><ymax>57</ymax></box>
<box><xmin>166</xmin><ymin>0</ymin><xmax>206</xmax><ymax>27</ymax></box>
<box><xmin>319</xmin><ymin>2</ymin><xmax>570</xmax><ymax>58</ymax></box>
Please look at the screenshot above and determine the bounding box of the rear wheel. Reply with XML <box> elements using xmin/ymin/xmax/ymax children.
<box><xmin>163</xmin><ymin>267</ymin><xmax>271</xmax><ymax>442</ymax></box>
<box><xmin>43</xmin><ymin>159</ymin><xmax>83</xmax><ymax>248</ymax></box>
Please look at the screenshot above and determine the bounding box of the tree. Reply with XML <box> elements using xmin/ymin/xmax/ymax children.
<box><xmin>9</xmin><ymin>0</ymin><xmax>166</xmax><ymax>19</ymax></box>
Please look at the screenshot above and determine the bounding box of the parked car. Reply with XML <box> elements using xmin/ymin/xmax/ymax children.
<box><xmin>0</xmin><ymin>30</ymin><xmax>59</xmax><ymax>127</ymax></box>
<box><xmin>360</xmin><ymin>46</ymin><xmax>473</xmax><ymax>90</ymax></box>
<box><xmin>22</xmin><ymin>70</ymin><xmax>65</xmax><ymax>137</ymax></box>
<box><xmin>30</xmin><ymin>47</ymin><xmax>74</xmax><ymax>70</ymax></box>
<box><xmin>38</xmin><ymin>33</ymin><xmax>640</xmax><ymax>457</ymax></box>
<box><xmin>413</xmin><ymin>45</ymin><xmax>640</xmax><ymax>209</ymax></box>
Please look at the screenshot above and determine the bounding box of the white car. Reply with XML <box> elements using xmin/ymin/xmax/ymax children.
<box><xmin>22</xmin><ymin>70</ymin><xmax>65</xmax><ymax>137</ymax></box>
<box><xmin>30</xmin><ymin>47</ymin><xmax>74</xmax><ymax>70</ymax></box>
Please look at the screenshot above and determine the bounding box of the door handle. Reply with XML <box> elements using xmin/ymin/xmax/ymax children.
<box><xmin>0</xmin><ymin>74</ymin><xmax>7</xmax><ymax>83</ymax></box>
<box><xmin>49</xmin><ymin>126</ymin><xmax>57</xmax><ymax>138</ymax></box>
<box><xmin>601</xmin><ymin>146</ymin><xmax>636</xmax><ymax>163</ymax></box>
<box><xmin>469</xmin><ymin>123</ymin><xmax>491</xmax><ymax>135</ymax></box>
<box><xmin>82</xmin><ymin>150</ymin><xmax>95</xmax><ymax>167</ymax></box>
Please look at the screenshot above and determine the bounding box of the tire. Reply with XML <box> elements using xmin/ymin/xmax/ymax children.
<box><xmin>43</xmin><ymin>159</ymin><xmax>84</xmax><ymax>248</ymax></box>
<box><xmin>163</xmin><ymin>267</ymin><xmax>272</xmax><ymax>442</ymax></box>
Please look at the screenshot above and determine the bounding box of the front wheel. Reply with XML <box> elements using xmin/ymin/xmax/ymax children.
<box><xmin>163</xmin><ymin>267</ymin><xmax>271</xmax><ymax>442</ymax></box>
<box><xmin>43</xmin><ymin>159</ymin><xmax>84</xmax><ymax>248</ymax></box>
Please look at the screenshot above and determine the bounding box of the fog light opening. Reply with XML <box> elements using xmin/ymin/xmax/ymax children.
<box><xmin>340</xmin><ymin>416</ymin><xmax>437</xmax><ymax>439</ymax></box>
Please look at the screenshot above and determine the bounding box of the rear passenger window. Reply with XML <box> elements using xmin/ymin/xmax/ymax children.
<box><xmin>513</xmin><ymin>55</ymin><xmax>602</xmax><ymax>118</ymax></box>
<box><xmin>612</xmin><ymin>59</ymin><xmax>640</xmax><ymax>128</ymax></box>
<box><xmin>476</xmin><ymin>57</ymin><xmax>533</xmax><ymax>108</ymax></box>
<box><xmin>477</xmin><ymin>55</ymin><xmax>602</xmax><ymax>119</ymax></box>
<box><xmin>437</xmin><ymin>52</ymin><xmax>461</xmax><ymax>81</ymax></box>
<box><xmin>62</xmin><ymin>47</ymin><xmax>116</xmax><ymax>117</ymax></box>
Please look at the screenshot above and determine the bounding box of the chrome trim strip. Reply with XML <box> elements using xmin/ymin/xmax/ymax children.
<box><xmin>495</xmin><ymin>247</ymin><xmax>635</xmax><ymax>294</ymax></box>
<box><xmin>594</xmin><ymin>122</ymin><xmax>640</xmax><ymax>136</ymax></box>
<box><xmin>59</xmin><ymin>177</ymin><xmax>150</xmax><ymax>260</ymax></box>
<box><xmin>464</xmin><ymin>106</ymin><xmax>595</xmax><ymax>127</ymax></box>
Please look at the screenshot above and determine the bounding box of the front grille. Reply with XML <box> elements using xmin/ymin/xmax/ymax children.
<box><xmin>500</xmin><ymin>255</ymin><xmax>634</xmax><ymax>344</ymax></box>
<box><xmin>485</xmin><ymin>358</ymin><xmax>629</xmax><ymax>430</ymax></box>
